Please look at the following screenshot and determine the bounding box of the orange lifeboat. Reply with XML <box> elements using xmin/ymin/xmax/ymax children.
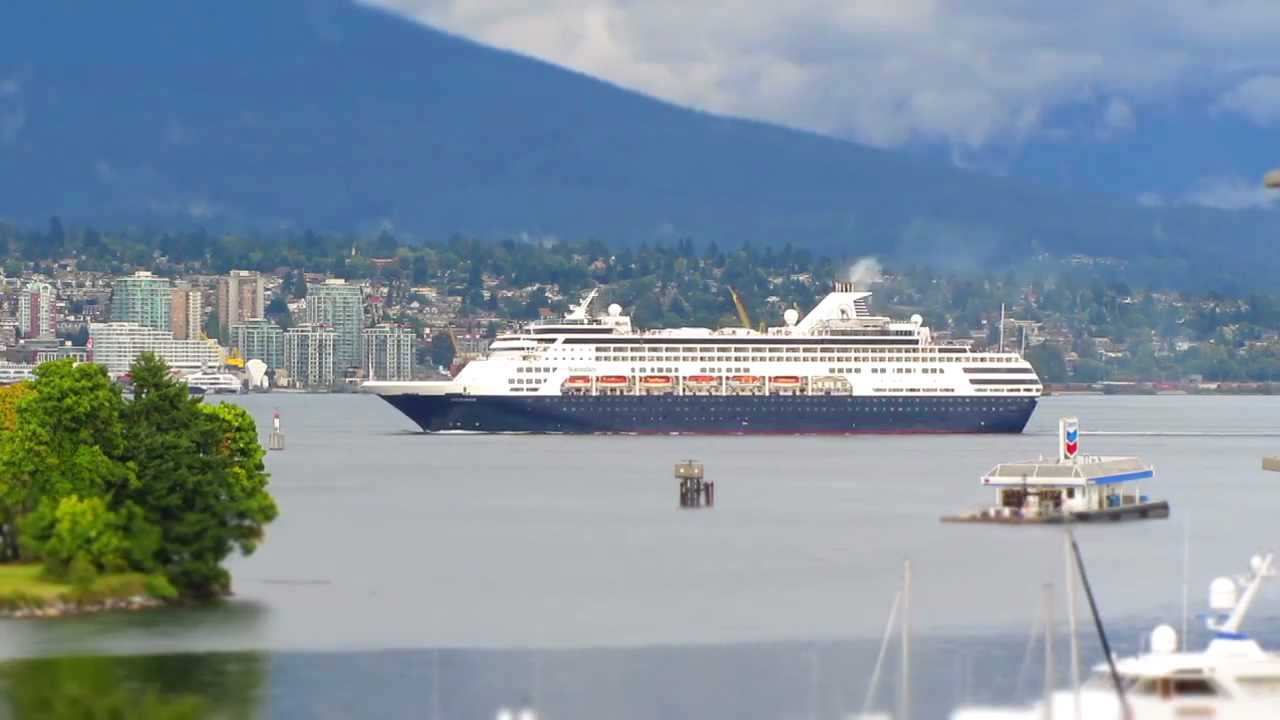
<box><xmin>729</xmin><ymin>375</ymin><xmax>763</xmax><ymax>385</ymax></box>
<box><xmin>564</xmin><ymin>375</ymin><xmax>592</xmax><ymax>387</ymax></box>
<box><xmin>597</xmin><ymin>375</ymin><xmax>630</xmax><ymax>386</ymax></box>
<box><xmin>770</xmin><ymin>375</ymin><xmax>802</xmax><ymax>386</ymax></box>
<box><xmin>641</xmin><ymin>375</ymin><xmax>673</xmax><ymax>386</ymax></box>
<box><xmin>686</xmin><ymin>375</ymin><xmax>719</xmax><ymax>385</ymax></box>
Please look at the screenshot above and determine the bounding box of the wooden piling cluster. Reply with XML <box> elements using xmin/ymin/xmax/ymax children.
<box><xmin>675</xmin><ymin>460</ymin><xmax>714</xmax><ymax>508</ymax></box>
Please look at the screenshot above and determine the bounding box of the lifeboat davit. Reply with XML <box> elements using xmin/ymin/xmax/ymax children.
<box><xmin>564</xmin><ymin>375</ymin><xmax>592</xmax><ymax>387</ymax></box>
<box><xmin>770</xmin><ymin>376</ymin><xmax>802</xmax><ymax>386</ymax></box>
<box><xmin>729</xmin><ymin>375</ymin><xmax>763</xmax><ymax>385</ymax></box>
<box><xmin>597</xmin><ymin>375</ymin><xmax>630</xmax><ymax>386</ymax></box>
<box><xmin>641</xmin><ymin>375</ymin><xmax>674</xmax><ymax>386</ymax></box>
<box><xmin>686</xmin><ymin>375</ymin><xmax>719</xmax><ymax>384</ymax></box>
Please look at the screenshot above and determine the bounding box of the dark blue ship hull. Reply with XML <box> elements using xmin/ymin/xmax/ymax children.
<box><xmin>378</xmin><ymin>393</ymin><xmax>1037</xmax><ymax>434</ymax></box>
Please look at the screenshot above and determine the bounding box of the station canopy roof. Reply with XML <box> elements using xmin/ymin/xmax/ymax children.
<box><xmin>981</xmin><ymin>456</ymin><xmax>1153</xmax><ymax>487</ymax></box>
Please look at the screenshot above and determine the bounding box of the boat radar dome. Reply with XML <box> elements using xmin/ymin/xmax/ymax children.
<box><xmin>910</xmin><ymin>313</ymin><xmax>923</xmax><ymax>326</ymax></box>
<box><xmin>1150</xmin><ymin>624</ymin><xmax>1178</xmax><ymax>654</ymax></box>
<box><xmin>784</xmin><ymin>308</ymin><xmax>800</xmax><ymax>326</ymax></box>
<box><xmin>1210</xmin><ymin>576</ymin><xmax>1238</xmax><ymax>611</ymax></box>
<box><xmin>607</xmin><ymin>303</ymin><xmax>622</xmax><ymax>317</ymax></box>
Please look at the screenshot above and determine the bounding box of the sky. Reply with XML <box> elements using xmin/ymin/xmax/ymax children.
<box><xmin>373</xmin><ymin>1</ymin><xmax>1280</xmax><ymax>150</ymax></box>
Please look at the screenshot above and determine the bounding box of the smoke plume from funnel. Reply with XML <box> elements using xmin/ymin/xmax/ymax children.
<box><xmin>848</xmin><ymin>257</ymin><xmax>882</xmax><ymax>289</ymax></box>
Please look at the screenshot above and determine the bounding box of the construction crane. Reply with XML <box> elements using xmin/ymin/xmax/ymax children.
<box><xmin>729</xmin><ymin>287</ymin><xmax>752</xmax><ymax>330</ymax></box>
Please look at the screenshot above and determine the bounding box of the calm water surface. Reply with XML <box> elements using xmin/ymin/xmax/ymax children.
<box><xmin>2</xmin><ymin>394</ymin><xmax>1278</xmax><ymax>718</ymax></box>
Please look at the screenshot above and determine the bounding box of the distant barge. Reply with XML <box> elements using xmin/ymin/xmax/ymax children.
<box><xmin>941</xmin><ymin>417</ymin><xmax>1170</xmax><ymax>525</ymax></box>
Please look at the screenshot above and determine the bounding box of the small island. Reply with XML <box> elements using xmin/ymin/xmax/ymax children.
<box><xmin>0</xmin><ymin>355</ymin><xmax>278</xmax><ymax>617</ymax></box>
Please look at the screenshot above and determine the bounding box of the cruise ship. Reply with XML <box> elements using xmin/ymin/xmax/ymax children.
<box><xmin>365</xmin><ymin>283</ymin><xmax>1041</xmax><ymax>434</ymax></box>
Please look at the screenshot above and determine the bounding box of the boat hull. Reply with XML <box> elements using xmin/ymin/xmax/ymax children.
<box><xmin>941</xmin><ymin>500</ymin><xmax>1170</xmax><ymax>524</ymax></box>
<box><xmin>377</xmin><ymin>394</ymin><xmax>1038</xmax><ymax>434</ymax></box>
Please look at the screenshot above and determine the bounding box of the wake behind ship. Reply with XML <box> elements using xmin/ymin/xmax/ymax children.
<box><xmin>365</xmin><ymin>283</ymin><xmax>1040</xmax><ymax>434</ymax></box>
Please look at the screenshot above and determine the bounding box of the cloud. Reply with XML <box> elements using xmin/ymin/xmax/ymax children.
<box><xmin>370</xmin><ymin>0</ymin><xmax>1280</xmax><ymax>151</ymax></box>
<box><xmin>1136</xmin><ymin>191</ymin><xmax>1165</xmax><ymax>207</ymax></box>
<box><xmin>1216</xmin><ymin>75</ymin><xmax>1280</xmax><ymax>125</ymax></box>
<box><xmin>1098</xmin><ymin>97</ymin><xmax>1136</xmax><ymax>139</ymax></box>
<box><xmin>1185</xmin><ymin>176</ymin><xmax>1277</xmax><ymax>210</ymax></box>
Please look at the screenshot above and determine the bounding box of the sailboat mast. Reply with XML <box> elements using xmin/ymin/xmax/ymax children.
<box><xmin>900</xmin><ymin>559</ymin><xmax>911</xmax><ymax>720</ymax></box>
<box><xmin>1064</xmin><ymin>532</ymin><xmax>1082</xmax><ymax>720</ymax></box>
<box><xmin>1043</xmin><ymin>583</ymin><xmax>1054</xmax><ymax>720</ymax></box>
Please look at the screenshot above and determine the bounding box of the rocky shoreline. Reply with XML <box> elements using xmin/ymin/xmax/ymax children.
<box><xmin>2</xmin><ymin>595</ymin><xmax>165</xmax><ymax>619</ymax></box>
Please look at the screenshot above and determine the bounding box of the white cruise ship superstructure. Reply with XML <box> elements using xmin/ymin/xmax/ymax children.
<box><xmin>365</xmin><ymin>282</ymin><xmax>1041</xmax><ymax>433</ymax></box>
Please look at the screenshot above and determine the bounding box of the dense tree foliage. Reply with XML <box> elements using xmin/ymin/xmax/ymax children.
<box><xmin>0</xmin><ymin>356</ymin><xmax>277</xmax><ymax>598</ymax></box>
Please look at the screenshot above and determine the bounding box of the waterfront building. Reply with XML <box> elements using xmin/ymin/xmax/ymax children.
<box><xmin>0</xmin><ymin>363</ymin><xmax>35</xmax><ymax>385</ymax></box>
<box><xmin>170</xmin><ymin>284</ymin><xmax>204</xmax><ymax>341</ymax></box>
<box><xmin>305</xmin><ymin>279</ymin><xmax>363</xmax><ymax>371</ymax></box>
<box><xmin>216</xmin><ymin>270</ymin><xmax>265</xmax><ymax>340</ymax></box>
<box><xmin>17</xmin><ymin>282</ymin><xmax>55</xmax><ymax>338</ymax></box>
<box><xmin>283</xmin><ymin>324</ymin><xmax>336</xmax><ymax>388</ymax></box>
<box><xmin>362</xmin><ymin>324</ymin><xmax>415</xmax><ymax>381</ymax></box>
<box><xmin>110</xmin><ymin>271</ymin><xmax>171</xmax><ymax>332</ymax></box>
<box><xmin>89</xmin><ymin>322</ymin><xmax>222</xmax><ymax>375</ymax></box>
<box><xmin>230</xmin><ymin>318</ymin><xmax>285</xmax><ymax>370</ymax></box>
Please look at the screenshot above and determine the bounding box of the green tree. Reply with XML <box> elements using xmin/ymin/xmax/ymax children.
<box><xmin>117</xmin><ymin>354</ymin><xmax>277</xmax><ymax>598</ymax></box>
<box><xmin>1024</xmin><ymin>343</ymin><xmax>1068</xmax><ymax>383</ymax></box>
<box><xmin>0</xmin><ymin>361</ymin><xmax>131</xmax><ymax>560</ymax></box>
<box><xmin>430</xmin><ymin>332</ymin><xmax>456</xmax><ymax>369</ymax></box>
<box><xmin>20</xmin><ymin>495</ymin><xmax>126</xmax><ymax>578</ymax></box>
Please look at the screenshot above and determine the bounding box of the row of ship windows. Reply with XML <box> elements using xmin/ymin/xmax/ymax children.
<box><xmin>516</xmin><ymin>366</ymin><xmax>558</xmax><ymax>373</ymax></box>
<box><xmin>575</xmin><ymin>346</ymin><xmax>1015</xmax><ymax>359</ymax></box>
<box><xmin>549</xmin><ymin>406</ymin><xmax>1013</xmax><ymax>415</ymax></box>
<box><xmin>588</xmin><ymin>355</ymin><xmax>1016</xmax><ymax>364</ymax></box>
<box><xmin>530</xmin><ymin>396</ymin><xmax>1027</xmax><ymax>404</ymax></box>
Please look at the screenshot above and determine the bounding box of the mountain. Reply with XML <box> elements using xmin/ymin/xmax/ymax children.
<box><xmin>908</xmin><ymin>99</ymin><xmax>1280</xmax><ymax>208</ymax></box>
<box><xmin>0</xmin><ymin>0</ymin><xmax>1276</xmax><ymax>284</ymax></box>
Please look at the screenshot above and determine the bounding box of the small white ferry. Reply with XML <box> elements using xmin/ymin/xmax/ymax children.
<box><xmin>951</xmin><ymin>553</ymin><xmax>1280</xmax><ymax>719</ymax></box>
<box><xmin>184</xmin><ymin>372</ymin><xmax>243</xmax><ymax>395</ymax></box>
<box><xmin>942</xmin><ymin>417</ymin><xmax>1169</xmax><ymax>524</ymax></box>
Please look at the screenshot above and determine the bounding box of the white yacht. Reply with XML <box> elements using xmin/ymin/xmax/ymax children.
<box><xmin>952</xmin><ymin>554</ymin><xmax>1280</xmax><ymax>719</ymax></box>
<box><xmin>184</xmin><ymin>372</ymin><xmax>243</xmax><ymax>395</ymax></box>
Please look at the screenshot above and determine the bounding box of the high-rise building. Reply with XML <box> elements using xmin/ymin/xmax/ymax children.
<box><xmin>362</xmin><ymin>324</ymin><xmax>415</xmax><ymax>381</ymax></box>
<box><xmin>216</xmin><ymin>270</ymin><xmax>265</xmax><ymax>339</ymax></box>
<box><xmin>170</xmin><ymin>284</ymin><xmax>204</xmax><ymax>341</ymax></box>
<box><xmin>17</xmin><ymin>282</ymin><xmax>55</xmax><ymax>339</ymax></box>
<box><xmin>283</xmin><ymin>324</ymin><xmax>336</xmax><ymax>388</ymax></box>
<box><xmin>230</xmin><ymin>318</ymin><xmax>285</xmax><ymax>369</ymax></box>
<box><xmin>89</xmin><ymin>322</ymin><xmax>222</xmax><ymax>375</ymax></box>
<box><xmin>305</xmin><ymin>279</ymin><xmax>364</xmax><ymax>371</ymax></box>
<box><xmin>110</xmin><ymin>271</ymin><xmax>171</xmax><ymax>332</ymax></box>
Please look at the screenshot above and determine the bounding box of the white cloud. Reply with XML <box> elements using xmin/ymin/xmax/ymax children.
<box><xmin>1186</xmin><ymin>177</ymin><xmax>1277</xmax><ymax>210</ymax></box>
<box><xmin>369</xmin><ymin>1</ymin><xmax>1280</xmax><ymax>150</ymax></box>
<box><xmin>1098</xmin><ymin>97</ymin><xmax>1136</xmax><ymax>139</ymax></box>
<box><xmin>1216</xmin><ymin>75</ymin><xmax>1280</xmax><ymax>125</ymax></box>
<box><xmin>1137</xmin><ymin>191</ymin><xmax>1165</xmax><ymax>207</ymax></box>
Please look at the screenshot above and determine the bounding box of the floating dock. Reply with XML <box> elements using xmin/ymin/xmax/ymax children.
<box><xmin>941</xmin><ymin>417</ymin><xmax>1170</xmax><ymax>525</ymax></box>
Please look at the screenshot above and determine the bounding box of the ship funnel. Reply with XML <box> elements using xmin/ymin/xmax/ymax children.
<box><xmin>832</xmin><ymin>281</ymin><xmax>855</xmax><ymax>293</ymax></box>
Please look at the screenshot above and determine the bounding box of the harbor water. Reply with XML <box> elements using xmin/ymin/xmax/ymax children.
<box><xmin>2</xmin><ymin>394</ymin><xmax>1278</xmax><ymax>718</ymax></box>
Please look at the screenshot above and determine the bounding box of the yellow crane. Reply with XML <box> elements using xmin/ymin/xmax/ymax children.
<box><xmin>729</xmin><ymin>287</ymin><xmax>752</xmax><ymax>330</ymax></box>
